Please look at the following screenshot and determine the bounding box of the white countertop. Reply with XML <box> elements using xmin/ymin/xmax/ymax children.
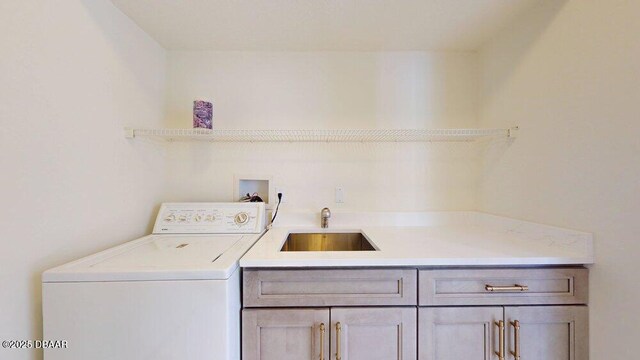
<box><xmin>239</xmin><ymin>212</ymin><xmax>594</xmax><ymax>267</ymax></box>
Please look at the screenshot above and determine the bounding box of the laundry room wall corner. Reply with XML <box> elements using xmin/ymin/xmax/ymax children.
<box><xmin>0</xmin><ymin>1</ymin><xmax>167</xmax><ymax>359</ymax></box>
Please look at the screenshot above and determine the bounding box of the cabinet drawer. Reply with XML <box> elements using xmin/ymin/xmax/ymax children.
<box><xmin>243</xmin><ymin>268</ymin><xmax>417</xmax><ymax>307</ymax></box>
<box><xmin>419</xmin><ymin>268</ymin><xmax>588</xmax><ymax>306</ymax></box>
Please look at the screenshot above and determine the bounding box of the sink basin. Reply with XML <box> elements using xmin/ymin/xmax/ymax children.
<box><xmin>280</xmin><ymin>232</ymin><xmax>377</xmax><ymax>252</ymax></box>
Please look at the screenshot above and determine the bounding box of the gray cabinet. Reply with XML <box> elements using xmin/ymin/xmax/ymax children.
<box><xmin>332</xmin><ymin>307</ymin><xmax>417</xmax><ymax>360</ymax></box>
<box><xmin>419</xmin><ymin>268</ymin><xmax>588</xmax><ymax>306</ymax></box>
<box><xmin>243</xmin><ymin>307</ymin><xmax>416</xmax><ymax>360</ymax></box>
<box><xmin>242</xmin><ymin>309</ymin><xmax>330</xmax><ymax>360</ymax></box>
<box><xmin>418</xmin><ymin>306</ymin><xmax>588</xmax><ymax>360</ymax></box>
<box><xmin>419</xmin><ymin>307</ymin><xmax>502</xmax><ymax>360</ymax></box>
<box><xmin>418</xmin><ymin>268</ymin><xmax>589</xmax><ymax>359</ymax></box>
<box><xmin>242</xmin><ymin>267</ymin><xmax>589</xmax><ymax>360</ymax></box>
<box><xmin>244</xmin><ymin>268</ymin><xmax>417</xmax><ymax>307</ymax></box>
<box><xmin>505</xmin><ymin>306</ymin><xmax>588</xmax><ymax>360</ymax></box>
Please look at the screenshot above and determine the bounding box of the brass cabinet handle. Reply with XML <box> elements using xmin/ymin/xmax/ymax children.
<box><xmin>319</xmin><ymin>323</ymin><xmax>325</xmax><ymax>360</ymax></box>
<box><xmin>510</xmin><ymin>320</ymin><xmax>521</xmax><ymax>360</ymax></box>
<box><xmin>495</xmin><ymin>320</ymin><xmax>505</xmax><ymax>360</ymax></box>
<box><xmin>485</xmin><ymin>284</ymin><xmax>529</xmax><ymax>292</ymax></box>
<box><xmin>335</xmin><ymin>322</ymin><xmax>342</xmax><ymax>360</ymax></box>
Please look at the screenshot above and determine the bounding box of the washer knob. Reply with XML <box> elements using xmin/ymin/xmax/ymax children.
<box><xmin>234</xmin><ymin>212</ymin><xmax>249</xmax><ymax>225</ymax></box>
<box><xmin>164</xmin><ymin>214</ymin><xmax>176</xmax><ymax>222</ymax></box>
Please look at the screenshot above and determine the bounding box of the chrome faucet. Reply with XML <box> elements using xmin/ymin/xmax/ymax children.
<box><xmin>320</xmin><ymin>207</ymin><xmax>331</xmax><ymax>228</ymax></box>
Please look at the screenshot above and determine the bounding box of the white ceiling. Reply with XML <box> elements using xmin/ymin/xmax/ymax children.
<box><xmin>110</xmin><ymin>0</ymin><xmax>540</xmax><ymax>51</ymax></box>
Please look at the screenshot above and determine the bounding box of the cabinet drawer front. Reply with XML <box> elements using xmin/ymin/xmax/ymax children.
<box><xmin>419</xmin><ymin>268</ymin><xmax>588</xmax><ymax>306</ymax></box>
<box><xmin>244</xmin><ymin>269</ymin><xmax>417</xmax><ymax>307</ymax></box>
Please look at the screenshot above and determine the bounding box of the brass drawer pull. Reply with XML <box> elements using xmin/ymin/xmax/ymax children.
<box><xmin>335</xmin><ymin>322</ymin><xmax>342</xmax><ymax>360</ymax></box>
<box><xmin>495</xmin><ymin>320</ymin><xmax>505</xmax><ymax>360</ymax></box>
<box><xmin>510</xmin><ymin>320</ymin><xmax>521</xmax><ymax>360</ymax></box>
<box><xmin>319</xmin><ymin>323</ymin><xmax>325</xmax><ymax>360</ymax></box>
<box><xmin>485</xmin><ymin>284</ymin><xmax>529</xmax><ymax>292</ymax></box>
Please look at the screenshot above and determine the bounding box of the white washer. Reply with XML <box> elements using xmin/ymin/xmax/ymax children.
<box><xmin>42</xmin><ymin>202</ymin><xmax>266</xmax><ymax>360</ymax></box>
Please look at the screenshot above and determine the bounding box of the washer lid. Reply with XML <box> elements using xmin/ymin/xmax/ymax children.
<box><xmin>42</xmin><ymin>234</ymin><xmax>261</xmax><ymax>282</ymax></box>
<box><xmin>91</xmin><ymin>235</ymin><xmax>242</xmax><ymax>269</ymax></box>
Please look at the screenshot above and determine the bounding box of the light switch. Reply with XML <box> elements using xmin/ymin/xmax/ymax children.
<box><xmin>335</xmin><ymin>187</ymin><xmax>344</xmax><ymax>204</ymax></box>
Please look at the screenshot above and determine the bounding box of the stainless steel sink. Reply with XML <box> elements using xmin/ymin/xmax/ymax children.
<box><xmin>280</xmin><ymin>232</ymin><xmax>377</xmax><ymax>252</ymax></box>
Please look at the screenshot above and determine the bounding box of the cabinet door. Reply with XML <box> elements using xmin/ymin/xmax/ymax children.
<box><xmin>331</xmin><ymin>307</ymin><xmax>417</xmax><ymax>360</ymax></box>
<box><xmin>505</xmin><ymin>306</ymin><xmax>588</xmax><ymax>360</ymax></box>
<box><xmin>419</xmin><ymin>307</ymin><xmax>503</xmax><ymax>360</ymax></box>
<box><xmin>242</xmin><ymin>308</ymin><xmax>330</xmax><ymax>360</ymax></box>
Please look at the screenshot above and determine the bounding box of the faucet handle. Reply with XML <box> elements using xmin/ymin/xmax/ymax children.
<box><xmin>321</xmin><ymin>207</ymin><xmax>331</xmax><ymax>218</ymax></box>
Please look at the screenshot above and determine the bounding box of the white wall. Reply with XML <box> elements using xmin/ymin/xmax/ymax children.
<box><xmin>164</xmin><ymin>51</ymin><xmax>481</xmax><ymax>211</ymax></box>
<box><xmin>4</xmin><ymin>1</ymin><xmax>632</xmax><ymax>358</ymax></box>
<box><xmin>0</xmin><ymin>1</ymin><xmax>166</xmax><ymax>359</ymax></box>
<box><xmin>478</xmin><ymin>1</ymin><xmax>640</xmax><ymax>358</ymax></box>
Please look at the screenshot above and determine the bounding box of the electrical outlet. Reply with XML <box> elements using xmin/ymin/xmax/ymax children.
<box><xmin>275</xmin><ymin>187</ymin><xmax>287</xmax><ymax>203</ymax></box>
<box><xmin>335</xmin><ymin>187</ymin><xmax>344</xmax><ymax>204</ymax></box>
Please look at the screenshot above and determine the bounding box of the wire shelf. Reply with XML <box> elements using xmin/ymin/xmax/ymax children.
<box><xmin>124</xmin><ymin>127</ymin><xmax>517</xmax><ymax>143</ymax></box>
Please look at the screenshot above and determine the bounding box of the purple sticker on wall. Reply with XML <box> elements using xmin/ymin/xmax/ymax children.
<box><xmin>193</xmin><ymin>100</ymin><xmax>213</xmax><ymax>129</ymax></box>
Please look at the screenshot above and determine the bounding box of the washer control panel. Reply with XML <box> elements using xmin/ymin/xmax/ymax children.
<box><xmin>152</xmin><ymin>202</ymin><xmax>266</xmax><ymax>234</ymax></box>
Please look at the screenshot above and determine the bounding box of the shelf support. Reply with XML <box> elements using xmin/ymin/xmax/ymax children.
<box><xmin>124</xmin><ymin>128</ymin><xmax>135</xmax><ymax>139</ymax></box>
